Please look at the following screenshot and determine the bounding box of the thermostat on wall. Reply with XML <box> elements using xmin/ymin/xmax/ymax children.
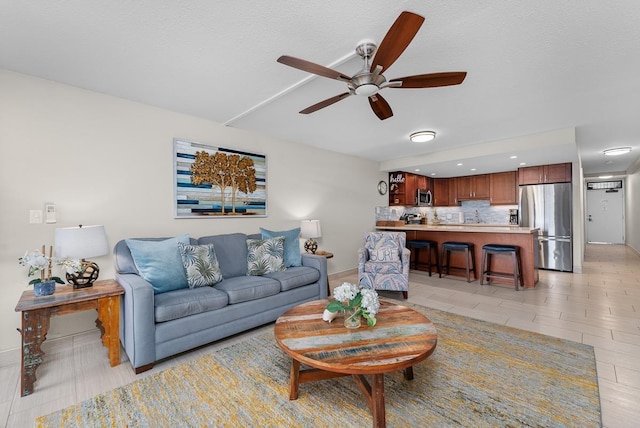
<box><xmin>44</xmin><ymin>203</ymin><xmax>56</xmax><ymax>224</ymax></box>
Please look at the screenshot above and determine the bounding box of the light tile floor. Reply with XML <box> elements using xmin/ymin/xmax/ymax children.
<box><xmin>1</xmin><ymin>244</ymin><xmax>638</xmax><ymax>427</ymax></box>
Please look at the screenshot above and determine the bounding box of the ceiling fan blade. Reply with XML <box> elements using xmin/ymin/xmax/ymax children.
<box><xmin>389</xmin><ymin>72</ymin><xmax>467</xmax><ymax>88</ymax></box>
<box><xmin>277</xmin><ymin>55</ymin><xmax>351</xmax><ymax>81</ymax></box>
<box><xmin>368</xmin><ymin>94</ymin><xmax>393</xmax><ymax>120</ymax></box>
<box><xmin>299</xmin><ymin>92</ymin><xmax>352</xmax><ymax>114</ymax></box>
<box><xmin>371</xmin><ymin>11</ymin><xmax>425</xmax><ymax>74</ymax></box>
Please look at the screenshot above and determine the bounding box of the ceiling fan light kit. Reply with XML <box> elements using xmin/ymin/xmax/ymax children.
<box><xmin>410</xmin><ymin>131</ymin><xmax>436</xmax><ymax>143</ymax></box>
<box><xmin>603</xmin><ymin>147</ymin><xmax>632</xmax><ymax>156</ymax></box>
<box><xmin>277</xmin><ymin>11</ymin><xmax>467</xmax><ymax>121</ymax></box>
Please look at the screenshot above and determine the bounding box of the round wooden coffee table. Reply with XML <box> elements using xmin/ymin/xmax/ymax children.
<box><xmin>274</xmin><ymin>299</ymin><xmax>437</xmax><ymax>428</ymax></box>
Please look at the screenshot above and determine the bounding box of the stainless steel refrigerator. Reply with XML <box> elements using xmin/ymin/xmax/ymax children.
<box><xmin>519</xmin><ymin>183</ymin><xmax>573</xmax><ymax>272</ymax></box>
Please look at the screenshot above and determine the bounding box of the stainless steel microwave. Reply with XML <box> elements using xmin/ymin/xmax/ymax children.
<box><xmin>417</xmin><ymin>189</ymin><xmax>432</xmax><ymax>206</ymax></box>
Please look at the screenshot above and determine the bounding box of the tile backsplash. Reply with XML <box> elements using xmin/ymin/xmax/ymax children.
<box><xmin>376</xmin><ymin>200</ymin><xmax>518</xmax><ymax>225</ymax></box>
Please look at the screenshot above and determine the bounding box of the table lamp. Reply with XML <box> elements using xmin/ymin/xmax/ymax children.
<box><xmin>300</xmin><ymin>220</ymin><xmax>321</xmax><ymax>254</ymax></box>
<box><xmin>54</xmin><ymin>225</ymin><xmax>109</xmax><ymax>288</ymax></box>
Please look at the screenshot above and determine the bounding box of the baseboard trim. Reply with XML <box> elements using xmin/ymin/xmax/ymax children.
<box><xmin>328</xmin><ymin>268</ymin><xmax>356</xmax><ymax>282</ymax></box>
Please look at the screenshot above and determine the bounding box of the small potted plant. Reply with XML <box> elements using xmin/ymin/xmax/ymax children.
<box><xmin>19</xmin><ymin>245</ymin><xmax>81</xmax><ymax>296</ymax></box>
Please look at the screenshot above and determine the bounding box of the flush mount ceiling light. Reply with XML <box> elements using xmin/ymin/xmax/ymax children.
<box><xmin>603</xmin><ymin>147</ymin><xmax>632</xmax><ymax>156</ymax></box>
<box><xmin>409</xmin><ymin>131</ymin><xmax>436</xmax><ymax>143</ymax></box>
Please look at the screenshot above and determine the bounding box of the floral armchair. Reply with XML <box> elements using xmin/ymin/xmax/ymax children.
<box><xmin>358</xmin><ymin>232</ymin><xmax>410</xmax><ymax>299</ymax></box>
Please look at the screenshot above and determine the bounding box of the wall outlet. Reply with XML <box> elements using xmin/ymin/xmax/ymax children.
<box><xmin>29</xmin><ymin>210</ymin><xmax>43</xmax><ymax>224</ymax></box>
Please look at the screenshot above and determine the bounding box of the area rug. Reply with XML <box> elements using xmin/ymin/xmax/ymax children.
<box><xmin>37</xmin><ymin>302</ymin><xmax>601</xmax><ymax>427</ymax></box>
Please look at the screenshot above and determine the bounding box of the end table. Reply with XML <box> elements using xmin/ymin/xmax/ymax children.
<box><xmin>14</xmin><ymin>279</ymin><xmax>124</xmax><ymax>396</ymax></box>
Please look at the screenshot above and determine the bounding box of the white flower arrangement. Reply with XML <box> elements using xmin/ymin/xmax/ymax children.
<box><xmin>19</xmin><ymin>246</ymin><xmax>81</xmax><ymax>286</ymax></box>
<box><xmin>325</xmin><ymin>282</ymin><xmax>380</xmax><ymax>327</ymax></box>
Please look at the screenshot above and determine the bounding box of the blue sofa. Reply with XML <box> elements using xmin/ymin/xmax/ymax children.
<box><xmin>114</xmin><ymin>232</ymin><xmax>328</xmax><ymax>373</ymax></box>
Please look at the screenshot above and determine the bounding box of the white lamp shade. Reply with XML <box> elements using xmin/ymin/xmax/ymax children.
<box><xmin>300</xmin><ymin>220</ymin><xmax>322</xmax><ymax>239</ymax></box>
<box><xmin>55</xmin><ymin>225</ymin><xmax>109</xmax><ymax>259</ymax></box>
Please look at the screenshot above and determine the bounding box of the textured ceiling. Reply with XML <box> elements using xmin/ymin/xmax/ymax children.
<box><xmin>2</xmin><ymin>0</ymin><xmax>640</xmax><ymax>177</ymax></box>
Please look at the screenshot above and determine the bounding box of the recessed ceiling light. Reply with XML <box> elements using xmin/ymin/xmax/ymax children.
<box><xmin>409</xmin><ymin>131</ymin><xmax>436</xmax><ymax>143</ymax></box>
<box><xmin>519</xmin><ymin>162</ymin><xmax>527</xmax><ymax>166</ymax></box>
<box><xmin>603</xmin><ymin>147</ymin><xmax>632</xmax><ymax>156</ymax></box>
<box><xmin>598</xmin><ymin>175</ymin><xmax>613</xmax><ymax>179</ymax></box>
<box><xmin>430</xmin><ymin>173</ymin><xmax>436</xmax><ymax>176</ymax></box>
<box><xmin>457</xmin><ymin>163</ymin><xmax>463</xmax><ymax>166</ymax></box>
<box><xmin>414</xmin><ymin>168</ymin><xmax>420</xmax><ymax>172</ymax></box>
<box><xmin>510</xmin><ymin>155</ymin><xmax>518</xmax><ymax>159</ymax></box>
<box><xmin>470</xmin><ymin>168</ymin><xmax>477</xmax><ymax>171</ymax></box>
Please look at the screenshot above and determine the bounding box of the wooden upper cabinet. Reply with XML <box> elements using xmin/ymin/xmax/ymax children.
<box><xmin>388</xmin><ymin>171</ymin><xmax>429</xmax><ymax>206</ymax></box>
<box><xmin>544</xmin><ymin>163</ymin><xmax>572</xmax><ymax>183</ymax></box>
<box><xmin>518</xmin><ymin>162</ymin><xmax>572</xmax><ymax>185</ymax></box>
<box><xmin>489</xmin><ymin>171</ymin><xmax>517</xmax><ymax>205</ymax></box>
<box><xmin>473</xmin><ymin>174</ymin><xmax>490</xmax><ymax>198</ymax></box>
<box><xmin>416</xmin><ymin>175</ymin><xmax>429</xmax><ymax>191</ymax></box>
<box><xmin>448</xmin><ymin>177</ymin><xmax>458</xmax><ymax>205</ymax></box>
<box><xmin>432</xmin><ymin>178</ymin><xmax>450</xmax><ymax>206</ymax></box>
<box><xmin>457</xmin><ymin>174</ymin><xmax>490</xmax><ymax>200</ymax></box>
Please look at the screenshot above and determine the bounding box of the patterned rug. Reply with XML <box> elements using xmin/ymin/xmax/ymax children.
<box><xmin>37</xmin><ymin>303</ymin><xmax>601</xmax><ymax>427</ymax></box>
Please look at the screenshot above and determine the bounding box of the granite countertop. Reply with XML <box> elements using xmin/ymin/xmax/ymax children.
<box><xmin>376</xmin><ymin>224</ymin><xmax>540</xmax><ymax>234</ymax></box>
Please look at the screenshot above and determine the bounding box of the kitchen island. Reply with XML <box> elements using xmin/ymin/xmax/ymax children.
<box><xmin>376</xmin><ymin>224</ymin><xmax>539</xmax><ymax>288</ymax></box>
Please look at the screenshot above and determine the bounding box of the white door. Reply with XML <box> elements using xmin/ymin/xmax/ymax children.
<box><xmin>586</xmin><ymin>188</ymin><xmax>624</xmax><ymax>243</ymax></box>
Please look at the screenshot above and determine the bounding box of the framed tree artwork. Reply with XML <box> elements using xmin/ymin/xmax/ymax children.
<box><xmin>173</xmin><ymin>139</ymin><xmax>267</xmax><ymax>218</ymax></box>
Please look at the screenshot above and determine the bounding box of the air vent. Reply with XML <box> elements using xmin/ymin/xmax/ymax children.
<box><xmin>587</xmin><ymin>180</ymin><xmax>622</xmax><ymax>190</ymax></box>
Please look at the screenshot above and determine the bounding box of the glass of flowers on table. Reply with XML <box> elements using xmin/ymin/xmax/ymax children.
<box><xmin>323</xmin><ymin>282</ymin><xmax>380</xmax><ymax>328</ymax></box>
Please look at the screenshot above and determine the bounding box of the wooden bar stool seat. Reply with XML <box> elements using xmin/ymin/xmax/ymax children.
<box><xmin>439</xmin><ymin>242</ymin><xmax>476</xmax><ymax>282</ymax></box>
<box><xmin>406</xmin><ymin>240</ymin><xmax>440</xmax><ymax>276</ymax></box>
<box><xmin>480</xmin><ymin>244</ymin><xmax>523</xmax><ymax>290</ymax></box>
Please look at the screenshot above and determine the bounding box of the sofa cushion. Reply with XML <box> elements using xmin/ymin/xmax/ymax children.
<box><xmin>125</xmin><ymin>235</ymin><xmax>190</xmax><ymax>294</ymax></box>
<box><xmin>260</xmin><ymin>227</ymin><xmax>302</xmax><ymax>267</ymax></box>
<box><xmin>247</xmin><ymin>237</ymin><xmax>285</xmax><ymax>276</ymax></box>
<box><xmin>177</xmin><ymin>242</ymin><xmax>223</xmax><ymax>288</ymax></box>
<box><xmin>214</xmin><ymin>275</ymin><xmax>281</xmax><ymax>304</ymax></box>
<box><xmin>154</xmin><ymin>287</ymin><xmax>229</xmax><ymax>322</ymax></box>
<box><xmin>265</xmin><ymin>266</ymin><xmax>320</xmax><ymax>291</ymax></box>
<box><xmin>197</xmin><ymin>233</ymin><xmax>249</xmax><ymax>278</ymax></box>
<box><xmin>364</xmin><ymin>261</ymin><xmax>403</xmax><ymax>275</ymax></box>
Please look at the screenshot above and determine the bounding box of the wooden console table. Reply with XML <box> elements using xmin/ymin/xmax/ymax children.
<box><xmin>14</xmin><ymin>279</ymin><xmax>124</xmax><ymax>396</ymax></box>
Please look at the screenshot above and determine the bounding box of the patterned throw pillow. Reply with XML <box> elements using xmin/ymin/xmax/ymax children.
<box><xmin>246</xmin><ymin>237</ymin><xmax>286</xmax><ymax>276</ymax></box>
<box><xmin>177</xmin><ymin>242</ymin><xmax>223</xmax><ymax>288</ymax></box>
<box><xmin>260</xmin><ymin>227</ymin><xmax>302</xmax><ymax>267</ymax></box>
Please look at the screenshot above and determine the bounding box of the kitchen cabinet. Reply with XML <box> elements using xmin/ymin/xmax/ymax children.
<box><xmin>489</xmin><ymin>171</ymin><xmax>517</xmax><ymax>204</ymax></box>
<box><xmin>416</xmin><ymin>175</ymin><xmax>429</xmax><ymax>191</ymax></box>
<box><xmin>518</xmin><ymin>163</ymin><xmax>572</xmax><ymax>185</ymax></box>
<box><xmin>432</xmin><ymin>178</ymin><xmax>449</xmax><ymax>206</ymax></box>
<box><xmin>457</xmin><ymin>174</ymin><xmax>490</xmax><ymax>200</ymax></box>
<box><xmin>448</xmin><ymin>177</ymin><xmax>458</xmax><ymax>205</ymax></box>
<box><xmin>389</xmin><ymin>171</ymin><xmax>427</xmax><ymax>206</ymax></box>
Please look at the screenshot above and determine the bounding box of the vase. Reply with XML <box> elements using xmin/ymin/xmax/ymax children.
<box><xmin>343</xmin><ymin>307</ymin><xmax>361</xmax><ymax>329</ymax></box>
<box><xmin>33</xmin><ymin>280</ymin><xmax>56</xmax><ymax>297</ymax></box>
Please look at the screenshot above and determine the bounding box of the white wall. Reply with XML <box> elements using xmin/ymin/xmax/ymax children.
<box><xmin>626</xmin><ymin>168</ymin><xmax>640</xmax><ymax>253</ymax></box>
<box><xmin>0</xmin><ymin>71</ymin><xmax>388</xmax><ymax>352</ymax></box>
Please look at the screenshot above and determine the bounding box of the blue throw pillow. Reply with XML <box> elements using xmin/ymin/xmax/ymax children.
<box><xmin>125</xmin><ymin>235</ymin><xmax>190</xmax><ymax>294</ymax></box>
<box><xmin>260</xmin><ymin>227</ymin><xmax>301</xmax><ymax>267</ymax></box>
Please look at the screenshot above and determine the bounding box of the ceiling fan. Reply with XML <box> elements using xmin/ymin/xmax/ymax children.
<box><xmin>277</xmin><ymin>11</ymin><xmax>467</xmax><ymax>120</ymax></box>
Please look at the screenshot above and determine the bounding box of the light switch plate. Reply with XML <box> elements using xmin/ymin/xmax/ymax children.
<box><xmin>29</xmin><ymin>210</ymin><xmax>43</xmax><ymax>224</ymax></box>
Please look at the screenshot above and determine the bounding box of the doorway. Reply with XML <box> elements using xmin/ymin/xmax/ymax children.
<box><xmin>586</xmin><ymin>181</ymin><xmax>624</xmax><ymax>244</ymax></box>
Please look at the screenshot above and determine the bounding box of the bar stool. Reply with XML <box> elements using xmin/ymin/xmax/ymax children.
<box><xmin>406</xmin><ymin>240</ymin><xmax>440</xmax><ymax>276</ymax></box>
<box><xmin>439</xmin><ymin>242</ymin><xmax>476</xmax><ymax>282</ymax></box>
<box><xmin>480</xmin><ymin>244</ymin><xmax>523</xmax><ymax>290</ymax></box>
